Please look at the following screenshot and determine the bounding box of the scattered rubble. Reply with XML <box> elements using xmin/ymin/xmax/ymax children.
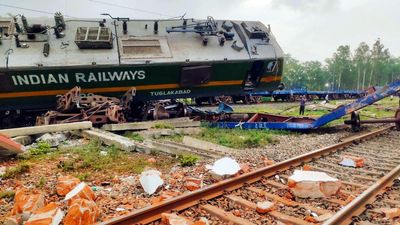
<box><xmin>36</xmin><ymin>133</ymin><xmax>68</xmax><ymax>147</ymax></box>
<box><xmin>339</xmin><ymin>155</ymin><xmax>365</xmax><ymax>168</ymax></box>
<box><xmin>64</xmin><ymin>182</ymin><xmax>96</xmax><ymax>204</ymax></box>
<box><xmin>139</xmin><ymin>170</ymin><xmax>164</xmax><ymax>195</ymax></box>
<box><xmin>184</xmin><ymin>177</ymin><xmax>203</xmax><ymax>191</ymax></box>
<box><xmin>161</xmin><ymin>213</ymin><xmax>189</xmax><ymax>225</ymax></box>
<box><xmin>288</xmin><ymin>170</ymin><xmax>342</xmax><ymax>198</ymax></box>
<box><xmin>256</xmin><ymin>201</ymin><xmax>275</xmax><ymax>214</ymax></box>
<box><xmin>64</xmin><ymin>199</ymin><xmax>99</xmax><ymax>225</ymax></box>
<box><xmin>56</xmin><ymin>175</ymin><xmax>81</xmax><ymax>196</ymax></box>
<box><xmin>24</xmin><ymin>202</ymin><xmax>64</xmax><ymax>225</ymax></box>
<box><xmin>11</xmin><ymin>189</ymin><xmax>45</xmax><ymax>222</ymax></box>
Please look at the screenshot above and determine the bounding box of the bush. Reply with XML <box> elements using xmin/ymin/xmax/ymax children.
<box><xmin>179</xmin><ymin>154</ymin><xmax>199</xmax><ymax>167</ymax></box>
<box><xmin>126</xmin><ymin>132</ymin><xmax>145</xmax><ymax>142</ymax></box>
<box><xmin>29</xmin><ymin>141</ymin><xmax>51</xmax><ymax>155</ymax></box>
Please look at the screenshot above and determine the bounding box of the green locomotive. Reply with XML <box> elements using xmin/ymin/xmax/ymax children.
<box><xmin>0</xmin><ymin>13</ymin><xmax>283</xmax><ymax>126</ymax></box>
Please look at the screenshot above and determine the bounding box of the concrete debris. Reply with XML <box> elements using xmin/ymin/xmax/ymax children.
<box><xmin>81</xmin><ymin>128</ymin><xmax>136</xmax><ymax>152</ymax></box>
<box><xmin>0</xmin><ymin>134</ymin><xmax>25</xmax><ymax>154</ymax></box>
<box><xmin>184</xmin><ymin>177</ymin><xmax>203</xmax><ymax>191</ymax></box>
<box><xmin>64</xmin><ymin>182</ymin><xmax>96</xmax><ymax>205</ymax></box>
<box><xmin>140</xmin><ymin>170</ymin><xmax>164</xmax><ymax>195</ymax></box>
<box><xmin>194</xmin><ymin>217</ymin><xmax>210</xmax><ymax>225</ymax></box>
<box><xmin>11</xmin><ymin>189</ymin><xmax>46</xmax><ymax>222</ymax></box>
<box><xmin>56</xmin><ymin>175</ymin><xmax>81</xmax><ymax>196</ymax></box>
<box><xmin>182</xmin><ymin>136</ymin><xmax>236</xmax><ymax>154</ymax></box>
<box><xmin>36</xmin><ymin>133</ymin><xmax>67</xmax><ymax>147</ymax></box>
<box><xmin>288</xmin><ymin>170</ymin><xmax>341</xmax><ymax>198</ymax></box>
<box><xmin>12</xmin><ymin>136</ymin><xmax>33</xmax><ymax>146</ymax></box>
<box><xmin>25</xmin><ymin>202</ymin><xmax>64</xmax><ymax>225</ymax></box>
<box><xmin>256</xmin><ymin>201</ymin><xmax>275</xmax><ymax>213</ymax></box>
<box><xmin>378</xmin><ymin>208</ymin><xmax>400</xmax><ymax>219</ymax></box>
<box><xmin>0</xmin><ymin>121</ymin><xmax>92</xmax><ymax>138</ymax></box>
<box><xmin>161</xmin><ymin>213</ymin><xmax>188</xmax><ymax>225</ymax></box>
<box><xmin>102</xmin><ymin>117</ymin><xmax>199</xmax><ymax>131</ymax></box>
<box><xmin>120</xmin><ymin>176</ymin><xmax>137</xmax><ymax>186</ymax></box>
<box><xmin>209</xmin><ymin>157</ymin><xmax>241</xmax><ymax>176</ymax></box>
<box><xmin>64</xmin><ymin>199</ymin><xmax>99</xmax><ymax>225</ymax></box>
<box><xmin>339</xmin><ymin>155</ymin><xmax>364</xmax><ymax>168</ymax></box>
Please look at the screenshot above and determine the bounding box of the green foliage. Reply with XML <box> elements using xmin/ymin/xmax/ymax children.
<box><xmin>29</xmin><ymin>141</ymin><xmax>52</xmax><ymax>155</ymax></box>
<box><xmin>179</xmin><ymin>154</ymin><xmax>199</xmax><ymax>167</ymax></box>
<box><xmin>197</xmin><ymin>128</ymin><xmax>279</xmax><ymax>149</ymax></box>
<box><xmin>153</xmin><ymin>122</ymin><xmax>174</xmax><ymax>129</ymax></box>
<box><xmin>283</xmin><ymin>39</ymin><xmax>400</xmax><ymax>91</ymax></box>
<box><xmin>1</xmin><ymin>162</ymin><xmax>31</xmax><ymax>179</ymax></box>
<box><xmin>76</xmin><ymin>172</ymin><xmax>91</xmax><ymax>181</ymax></box>
<box><xmin>37</xmin><ymin>176</ymin><xmax>46</xmax><ymax>188</ymax></box>
<box><xmin>126</xmin><ymin>132</ymin><xmax>145</xmax><ymax>142</ymax></box>
<box><xmin>0</xmin><ymin>190</ymin><xmax>15</xmax><ymax>199</ymax></box>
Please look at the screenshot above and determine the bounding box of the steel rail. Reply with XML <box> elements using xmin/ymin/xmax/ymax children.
<box><xmin>99</xmin><ymin>126</ymin><xmax>393</xmax><ymax>225</ymax></box>
<box><xmin>324</xmin><ymin>164</ymin><xmax>400</xmax><ymax>225</ymax></box>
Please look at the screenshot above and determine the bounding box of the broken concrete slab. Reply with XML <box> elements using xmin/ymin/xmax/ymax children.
<box><xmin>0</xmin><ymin>134</ymin><xmax>25</xmax><ymax>154</ymax></box>
<box><xmin>182</xmin><ymin>136</ymin><xmax>237</xmax><ymax>154</ymax></box>
<box><xmin>81</xmin><ymin>128</ymin><xmax>137</xmax><ymax>152</ymax></box>
<box><xmin>57</xmin><ymin>175</ymin><xmax>81</xmax><ymax>196</ymax></box>
<box><xmin>140</xmin><ymin>170</ymin><xmax>164</xmax><ymax>195</ymax></box>
<box><xmin>36</xmin><ymin>133</ymin><xmax>67</xmax><ymax>147</ymax></box>
<box><xmin>288</xmin><ymin>170</ymin><xmax>341</xmax><ymax>198</ymax></box>
<box><xmin>25</xmin><ymin>202</ymin><xmax>64</xmax><ymax>225</ymax></box>
<box><xmin>11</xmin><ymin>189</ymin><xmax>46</xmax><ymax>222</ymax></box>
<box><xmin>64</xmin><ymin>182</ymin><xmax>96</xmax><ymax>205</ymax></box>
<box><xmin>64</xmin><ymin>199</ymin><xmax>99</xmax><ymax>225</ymax></box>
<box><xmin>0</xmin><ymin>122</ymin><xmax>92</xmax><ymax>138</ymax></box>
<box><xmin>102</xmin><ymin>117</ymin><xmax>200</xmax><ymax>131</ymax></box>
<box><xmin>11</xmin><ymin>136</ymin><xmax>32</xmax><ymax>146</ymax></box>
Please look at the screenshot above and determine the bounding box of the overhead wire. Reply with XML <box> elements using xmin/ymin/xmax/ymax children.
<box><xmin>87</xmin><ymin>0</ymin><xmax>174</xmax><ymax>18</ymax></box>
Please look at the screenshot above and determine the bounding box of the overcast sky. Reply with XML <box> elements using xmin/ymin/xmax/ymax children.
<box><xmin>1</xmin><ymin>0</ymin><xmax>398</xmax><ymax>61</ymax></box>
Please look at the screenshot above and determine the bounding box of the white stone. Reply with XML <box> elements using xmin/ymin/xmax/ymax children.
<box><xmin>37</xmin><ymin>133</ymin><xmax>67</xmax><ymax>147</ymax></box>
<box><xmin>209</xmin><ymin>157</ymin><xmax>241</xmax><ymax>176</ymax></box>
<box><xmin>140</xmin><ymin>170</ymin><xmax>164</xmax><ymax>195</ymax></box>
<box><xmin>289</xmin><ymin>170</ymin><xmax>338</xmax><ymax>182</ymax></box>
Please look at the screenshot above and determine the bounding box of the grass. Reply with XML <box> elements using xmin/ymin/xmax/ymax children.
<box><xmin>29</xmin><ymin>141</ymin><xmax>52</xmax><ymax>155</ymax></box>
<box><xmin>196</xmin><ymin>127</ymin><xmax>280</xmax><ymax>149</ymax></box>
<box><xmin>1</xmin><ymin>162</ymin><xmax>31</xmax><ymax>179</ymax></box>
<box><xmin>125</xmin><ymin>132</ymin><xmax>145</xmax><ymax>142</ymax></box>
<box><xmin>0</xmin><ymin>190</ymin><xmax>15</xmax><ymax>199</ymax></box>
<box><xmin>178</xmin><ymin>154</ymin><xmax>200</xmax><ymax>167</ymax></box>
<box><xmin>153</xmin><ymin>122</ymin><xmax>175</xmax><ymax>129</ymax></box>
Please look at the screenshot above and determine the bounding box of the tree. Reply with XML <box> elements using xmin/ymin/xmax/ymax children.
<box><xmin>326</xmin><ymin>45</ymin><xmax>353</xmax><ymax>89</ymax></box>
<box><xmin>353</xmin><ymin>42</ymin><xmax>370</xmax><ymax>90</ymax></box>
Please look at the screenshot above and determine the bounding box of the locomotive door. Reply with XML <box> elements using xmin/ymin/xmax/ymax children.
<box><xmin>243</xmin><ymin>60</ymin><xmax>264</xmax><ymax>91</ymax></box>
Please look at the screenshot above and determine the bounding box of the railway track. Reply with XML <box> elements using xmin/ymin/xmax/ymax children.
<box><xmin>100</xmin><ymin>126</ymin><xmax>400</xmax><ymax>225</ymax></box>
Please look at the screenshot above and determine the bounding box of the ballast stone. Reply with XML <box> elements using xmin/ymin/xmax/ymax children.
<box><xmin>288</xmin><ymin>170</ymin><xmax>341</xmax><ymax>198</ymax></box>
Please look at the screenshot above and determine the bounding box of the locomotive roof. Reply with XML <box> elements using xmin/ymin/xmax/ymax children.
<box><xmin>0</xmin><ymin>15</ymin><xmax>284</xmax><ymax>69</ymax></box>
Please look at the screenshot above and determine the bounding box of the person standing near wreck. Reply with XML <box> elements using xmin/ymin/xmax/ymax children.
<box><xmin>299</xmin><ymin>95</ymin><xmax>306</xmax><ymax>115</ymax></box>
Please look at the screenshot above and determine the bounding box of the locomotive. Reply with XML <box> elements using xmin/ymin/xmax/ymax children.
<box><xmin>0</xmin><ymin>13</ymin><xmax>284</xmax><ymax>127</ymax></box>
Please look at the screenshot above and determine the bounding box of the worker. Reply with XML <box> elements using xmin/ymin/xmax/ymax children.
<box><xmin>299</xmin><ymin>95</ymin><xmax>306</xmax><ymax>115</ymax></box>
<box><xmin>325</xmin><ymin>94</ymin><xmax>329</xmax><ymax>103</ymax></box>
